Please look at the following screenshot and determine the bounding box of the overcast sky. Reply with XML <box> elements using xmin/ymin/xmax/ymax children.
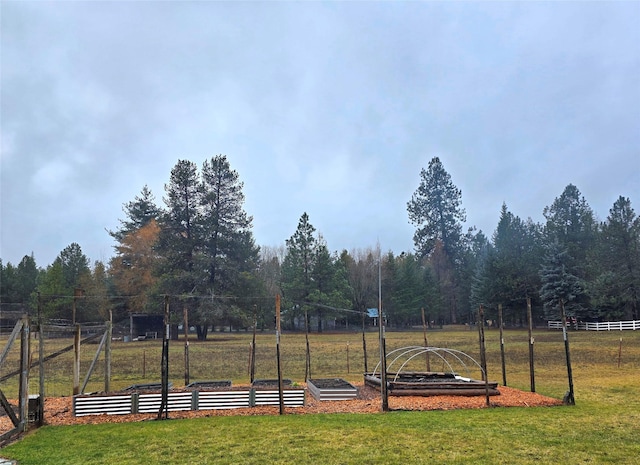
<box><xmin>1</xmin><ymin>1</ymin><xmax>639</xmax><ymax>268</ymax></box>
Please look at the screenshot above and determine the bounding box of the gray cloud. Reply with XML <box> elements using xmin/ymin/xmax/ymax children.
<box><xmin>1</xmin><ymin>1</ymin><xmax>638</xmax><ymax>266</ymax></box>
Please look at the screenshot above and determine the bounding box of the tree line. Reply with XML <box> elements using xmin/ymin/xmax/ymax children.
<box><xmin>1</xmin><ymin>155</ymin><xmax>638</xmax><ymax>336</ymax></box>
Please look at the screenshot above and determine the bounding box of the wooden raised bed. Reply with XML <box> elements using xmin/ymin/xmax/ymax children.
<box><xmin>364</xmin><ymin>372</ymin><xmax>500</xmax><ymax>397</ymax></box>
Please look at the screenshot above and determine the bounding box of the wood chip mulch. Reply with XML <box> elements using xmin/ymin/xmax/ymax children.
<box><xmin>0</xmin><ymin>384</ymin><xmax>562</xmax><ymax>430</ymax></box>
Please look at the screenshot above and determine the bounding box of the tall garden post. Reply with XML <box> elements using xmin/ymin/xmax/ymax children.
<box><xmin>250</xmin><ymin>305</ymin><xmax>257</xmax><ymax>383</ymax></box>
<box><xmin>19</xmin><ymin>316</ymin><xmax>30</xmax><ymax>432</ymax></box>
<box><xmin>361</xmin><ymin>309</ymin><xmax>368</xmax><ymax>373</ymax></box>
<box><xmin>184</xmin><ymin>306</ymin><xmax>190</xmax><ymax>386</ymax></box>
<box><xmin>477</xmin><ymin>306</ymin><xmax>490</xmax><ymax>407</ymax></box>
<box><xmin>560</xmin><ymin>300</ymin><xmax>575</xmax><ymax>405</ymax></box>
<box><xmin>73</xmin><ymin>324</ymin><xmax>80</xmax><ymax>396</ymax></box>
<box><xmin>304</xmin><ymin>307</ymin><xmax>311</xmax><ymax>381</ymax></box>
<box><xmin>158</xmin><ymin>295</ymin><xmax>170</xmax><ymax>420</ymax></box>
<box><xmin>275</xmin><ymin>294</ymin><xmax>284</xmax><ymax>415</ymax></box>
<box><xmin>421</xmin><ymin>307</ymin><xmax>430</xmax><ymax>371</ymax></box>
<box><xmin>527</xmin><ymin>297</ymin><xmax>536</xmax><ymax>393</ymax></box>
<box><xmin>498</xmin><ymin>303</ymin><xmax>507</xmax><ymax>386</ymax></box>
<box><xmin>378</xmin><ymin>256</ymin><xmax>388</xmax><ymax>412</ymax></box>
<box><xmin>105</xmin><ymin>310</ymin><xmax>112</xmax><ymax>393</ymax></box>
<box><xmin>38</xmin><ymin>293</ymin><xmax>45</xmax><ymax>426</ymax></box>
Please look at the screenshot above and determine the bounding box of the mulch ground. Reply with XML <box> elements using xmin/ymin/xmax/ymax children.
<box><xmin>0</xmin><ymin>383</ymin><xmax>562</xmax><ymax>430</ymax></box>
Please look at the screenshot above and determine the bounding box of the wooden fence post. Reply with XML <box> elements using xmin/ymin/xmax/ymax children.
<box><xmin>498</xmin><ymin>303</ymin><xmax>507</xmax><ymax>387</ymax></box>
<box><xmin>19</xmin><ymin>316</ymin><xmax>30</xmax><ymax>432</ymax></box>
<box><xmin>38</xmin><ymin>293</ymin><xmax>45</xmax><ymax>426</ymax></box>
<box><xmin>73</xmin><ymin>324</ymin><xmax>81</xmax><ymax>396</ymax></box>
<box><xmin>560</xmin><ymin>300</ymin><xmax>575</xmax><ymax>405</ymax></box>
<box><xmin>527</xmin><ymin>297</ymin><xmax>536</xmax><ymax>393</ymax></box>
<box><xmin>275</xmin><ymin>294</ymin><xmax>284</xmax><ymax>415</ymax></box>
<box><xmin>105</xmin><ymin>310</ymin><xmax>112</xmax><ymax>393</ymax></box>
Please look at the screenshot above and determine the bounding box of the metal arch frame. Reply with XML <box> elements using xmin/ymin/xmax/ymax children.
<box><xmin>371</xmin><ymin>346</ymin><xmax>486</xmax><ymax>381</ymax></box>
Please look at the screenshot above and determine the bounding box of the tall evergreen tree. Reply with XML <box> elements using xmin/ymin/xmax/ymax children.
<box><xmin>542</xmin><ymin>184</ymin><xmax>596</xmax><ymax>317</ymax></box>
<box><xmin>15</xmin><ymin>254</ymin><xmax>39</xmax><ymax>305</ymax></box>
<box><xmin>158</xmin><ymin>160</ymin><xmax>201</xmax><ymax>292</ymax></box>
<box><xmin>197</xmin><ymin>155</ymin><xmax>259</xmax><ymax>334</ymax></box>
<box><xmin>594</xmin><ymin>196</ymin><xmax>640</xmax><ymax>319</ymax></box>
<box><xmin>109</xmin><ymin>185</ymin><xmax>161</xmax><ymax>242</ymax></box>
<box><xmin>199</xmin><ymin>155</ymin><xmax>259</xmax><ymax>296</ymax></box>
<box><xmin>156</xmin><ymin>157</ymin><xmax>258</xmax><ymax>339</ymax></box>
<box><xmin>540</xmin><ymin>241</ymin><xmax>584</xmax><ymax>320</ymax></box>
<box><xmin>407</xmin><ymin>157</ymin><xmax>466</xmax><ymax>322</ymax></box>
<box><xmin>37</xmin><ymin>259</ymin><xmax>70</xmax><ymax>319</ymax></box>
<box><xmin>281</xmin><ymin>213</ymin><xmax>317</xmax><ymax>329</ymax></box>
<box><xmin>486</xmin><ymin>204</ymin><xmax>543</xmax><ymax>324</ymax></box>
<box><xmin>407</xmin><ymin>157</ymin><xmax>466</xmax><ymax>259</ymax></box>
<box><xmin>57</xmin><ymin>243</ymin><xmax>90</xmax><ymax>291</ymax></box>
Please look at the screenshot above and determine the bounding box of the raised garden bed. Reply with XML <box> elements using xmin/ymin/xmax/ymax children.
<box><xmin>186</xmin><ymin>380</ymin><xmax>232</xmax><ymax>389</ymax></box>
<box><xmin>251</xmin><ymin>379</ymin><xmax>292</xmax><ymax>388</ymax></box>
<box><xmin>74</xmin><ymin>384</ymin><xmax>306</xmax><ymax>416</ymax></box>
<box><xmin>364</xmin><ymin>372</ymin><xmax>500</xmax><ymax>397</ymax></box>
<box><xmin>123</xmin><ymin>382</ymin><xmax>173</xmax><ymax>392</ymax></box>
<box><xmin>307</xmin><ymin>378</ymin><xmax>358</xmax><ymax>401</ymax></box>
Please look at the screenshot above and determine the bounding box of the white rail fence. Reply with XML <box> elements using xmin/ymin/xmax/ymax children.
<box><xmin>547</xmin><ymin>320</ymin><xmax>640</xmax><ymax>331</ymax></box>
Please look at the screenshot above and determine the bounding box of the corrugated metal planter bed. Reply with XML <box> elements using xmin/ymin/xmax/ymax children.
<box><xmin>251</xmin><ymin>379</ymin><xmax>292</xmax><ymax>388</ymax></box>
<box><xmin>73</xmin><ymin>383</ymin><xmax>305</xmax><ymax>417</ymax></box>
<box><xmin>364</xmin><ymin>371</ymin><xmax>500</xmax><ymax>397</ymax></box>
<box><xmin>186</xmin><ymin>380</ymin><xmax>232</xmax><ymax>389</ymax></box>
<box><xmin>307</xmin><ymin>378</ymin><xmax>358</xmax><ymax>401</ymax></box>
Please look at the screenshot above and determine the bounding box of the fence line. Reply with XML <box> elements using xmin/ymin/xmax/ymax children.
<box><xmin>547</xmin><ymin>320</ymin><xmax>640</xmax><ymax>331</ymax></box>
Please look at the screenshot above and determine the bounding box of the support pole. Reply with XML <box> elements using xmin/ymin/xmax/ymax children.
<box><xmin>498</xmin><ymin>303</ymin><xmax>507</xmax><ymax>386</ymax></box>
<box><xmin>158</xmin><ymin>295</ymin><xmax>170</xmax><ymax>420</ymax></box>
<box><xmin>560</xmin><ymin>300</ymin><xmax>575</xmax><ymax>405</ymax></box>
<box><xmin>105</xmin><ymin>310</ymin><xmax>112</xmax><ymax>393</ymax></box>
<box><xmin>361</xmin><ymin>309</ymin><xmax>368</xmax><ymax>373</ymax></box>
<box><xmin>250</xmin><ymin>305</ymin><xmax>257</xmax><ymax>383</ymax></box>
<box><xmin>378</xmin><ymin>256</ymin><xmax>388</xmax><ymax>412</ymax></box>
<box><xmin>73</xmin><ymin>324</ymin><xmax>81</xmax><ymax>396</ymax></box>
<box><xmin>184</xmin><ymin>306</ymin><xmax>190</xmax><ymax>386</ymax></box>
<box><xmin>421</xmin><ymin>307</ymin><xmax>430</xmax><ymax>372</ymax></box>
<box><xmin>304</xmin><ymin>307</ymin><xmax>311</xmax><ymax>381</ymax></box>
<box><xmin>275</xmin><ymin>294</ymin><xmax>284</xmax><ymax>415</ymax></box>
<box><xmin>38</xmin><ymin>293</ymin><xmax>45</xmax><ymax>426</ymax></box>
<box><xmin>18</xmin><ymin>316</ymin><xmax>30</xmax><ymax>432</ymax></box>
<box><xmin>527</xmin><ymin>297</ymin><xmax>536</xmax><ymax>393</ymax></box>
<box><xmin>478</xmin><ymin>306</ymin><xmax>490</xmax><ymax>407</ymax></box>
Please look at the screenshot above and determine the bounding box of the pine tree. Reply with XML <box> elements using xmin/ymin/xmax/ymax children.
<box><xmin>539</xmin><ymin>241</ymin><xmax>584</xmax><ymax>320</ymax></box>
<box><xmin>109</xmin><ymin>185</ymin><xmax>161</xmax><ymax>242</ymax></box>
<box><xmin>158</xmin><ymin>160</ymin><xmax>202</xmax><ymax>291</ymax></box>
<box><xmin>407</xmin><ymin>157</ymin><xmax>466</xmax><ymax>323</ymax></box>
<box><xmin>594</xmin><ymin>196</ymin><xmax>640</xmax><ymax>319</ymax></box>
<box><xmin>542</xmin><ymin>185</ymin><xmax>598</xmax><ymax>318</ymax></box>
<box><xmin>407</xmin><ymin>157</ymin><xmax>466</xmax><ymax>259</ymax></box>
<box><xmin>281</xmin><ymin>213</ymin><xmax>317</xmax><ymax>329</ymax></box>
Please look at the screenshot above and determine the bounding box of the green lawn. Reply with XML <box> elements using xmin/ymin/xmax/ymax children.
<box><xmin>2</xmin><ymin>328</ymin><xmax>639</xmax><ymax>464</ymax></box>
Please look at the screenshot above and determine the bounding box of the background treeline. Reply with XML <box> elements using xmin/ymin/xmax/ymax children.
<box><xmin>1</xmin><ymin>156</ymin><xmax>638</xmax><ymax>336</ymax></box>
